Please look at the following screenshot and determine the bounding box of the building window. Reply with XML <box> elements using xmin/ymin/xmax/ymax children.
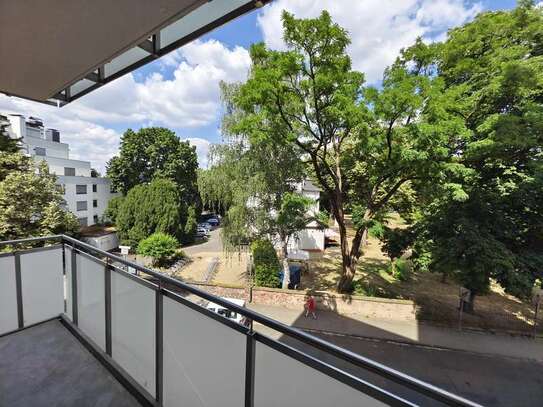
<box><xmin>93</xmin><ymin>199</ymin><xmax>98</xmax><ymax>208</ymax></box>
<box><xmin>51</xmin><ymin>130</ymin><xmax>60</xmax><ymax>142</ymax></box>
<box><xmin>76</xmin><ymin>184</ymin><xmax>87</xmax><ymax>195</ymax></box>
<box><xmin>93</xmin><ymin>215</ymin><xmax>99</xmax><ymax>224</ymax></box>
<box><xmin>92</xmin><ymin>184</ymin><xmax>97</xmax><ymax>193</ymax></box>
<box><xmin>78</xmin><ymin>217</ymin><xmax>88</xmax><ymax>227</ymax></box>
<box><xmin>76</xmin><ymin>201</ymin><xmax>87</xmax><ymax>211</ymax></box>
<box><xmin>34</xmin><ymin>147</ymin><xmax>46</xmax><ymax>156</ymax></box>
<box><xmin>64</xmin><ymin>167</ymin><xmax>75</xmax><ymax>176</ymax></box>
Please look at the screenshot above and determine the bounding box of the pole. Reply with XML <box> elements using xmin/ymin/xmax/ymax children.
<box><xmin>534</xmin><ymin>301</ymin><xmax>540</xmax><ymax>339</ymax></box>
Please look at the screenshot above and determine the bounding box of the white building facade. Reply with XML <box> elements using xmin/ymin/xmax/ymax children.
<box><xmin>287</xmin><ymin>179</ymin><xmax>325</xmax><ymax>256</ymax></box>
<box><xmin>4</xmin><ymin>113</ymin><xmax>118</xmax><ymax>227</ymax></box>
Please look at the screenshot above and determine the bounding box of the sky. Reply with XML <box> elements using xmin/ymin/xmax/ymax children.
<box><xmin>0</xmin><ymin>0</ymin><xmax>527</xmax><ymax>173</ymax></box>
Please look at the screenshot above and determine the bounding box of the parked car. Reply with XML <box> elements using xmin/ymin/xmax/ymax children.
<box><xmin>198</xmin><ymin>222</ymin><xmax>211</xmax><ymax>232</ymax></box>
<box><xmin>206</xmin><ymin>217</ymin><xmax>220</xmax><ymax>227</ymax></box>
<box><xmin>196</xmin><ymin>226</ymin><xmax>208</xmax><ymax>238</ymax></box>
<box><xmin>206</xmin><ymin>297</ymin><xmax>249</xmax><ymax>326</ymax></box>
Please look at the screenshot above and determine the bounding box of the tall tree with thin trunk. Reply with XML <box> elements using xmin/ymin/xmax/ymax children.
<box><xmin>231</xmin><ymin>12</ymin><xmax>450</xmax><ymax>292</ymax></box>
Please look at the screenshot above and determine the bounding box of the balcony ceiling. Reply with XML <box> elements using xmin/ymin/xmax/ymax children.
<box><xmin>0</xmin><ymin>0</ymin><xmax>264</xmax><ymax>106</ymax></box>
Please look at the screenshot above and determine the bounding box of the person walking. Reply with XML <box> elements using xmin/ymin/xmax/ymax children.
<box><xmin>305</xmin><ymin>294</ymin><xmax>317</xmax><ymax>319</ymax></box>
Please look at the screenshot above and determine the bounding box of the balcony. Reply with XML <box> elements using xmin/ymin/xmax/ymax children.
<box><xmin>0</xmin><ymin>235</ymin><xmax>480</xmax><ymax>407</ymax></box>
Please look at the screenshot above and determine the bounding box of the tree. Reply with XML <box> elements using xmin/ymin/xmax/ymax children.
<box><xmin>184</xmin><ymin>206</ymin><xmax>198</xmax><ymax>244</ymax></box>
<box><xmin>0</xmin><ymin>158</ymin><xmax>79</xmax><ymax>241</ymax></box>
<box><xmin>391</xmin><ymin>2</ymin><xmax>543</xmax><ymax>308</ymax></box>
<box><xmin>137</xmin><ymin>232</ymin><xmax>179</xmax><ymax>267</ymax></box>
<box><xmin>0</xmin><ymin>115</ymin><xmax>20</xmax><ymax>154</ymax></box>
<box><xmin>116</xmin><ymin>178</ymin><xmax>188</xmax><ymax>247</ymax></box>
<box><xmin>198</xmin><ymin>83</ymin><xmax>306</xmax><ymax>251</ymax></box>
<box><xmin>103</xmin><ymin>196</ymin><xmax>124</xmax><ymax>224</ymax></box>
<box><xmin>106</xmin><ymin>127</ymin><xmax>199</xmax><ymax>204</ymax></box>
<box><xmin>229</xmin><ymin>12</ymin><xmax>449</xmax><ymax>292</ymax></box>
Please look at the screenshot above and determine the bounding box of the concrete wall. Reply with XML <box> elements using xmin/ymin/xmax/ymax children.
<box><xmin>83</xmin><ymin>233</ymin><xmax>119</xmax><ymax>252</ymax></box>
<box><xmin>189</xmin><ymin>282</ymin><xmax>417</xmax><ymax>321</ymax></box>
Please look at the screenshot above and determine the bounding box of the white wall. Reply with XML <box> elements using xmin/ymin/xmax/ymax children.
<box><xmin>58</xmin><ymin>176</ymin><xmax>118</xmax><ymax>226</ymax></box>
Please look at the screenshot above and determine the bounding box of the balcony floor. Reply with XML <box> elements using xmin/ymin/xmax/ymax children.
<box><xmin>0</xmin><ymin>319</ymin><xmax>140</xmax><ymax>407</ymax></box>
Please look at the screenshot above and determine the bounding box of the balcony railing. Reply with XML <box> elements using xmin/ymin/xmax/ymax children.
<box><xmin>0</xmin><ymin>235</ymin><xmax>481</xmax><ymax>407</ymax></box>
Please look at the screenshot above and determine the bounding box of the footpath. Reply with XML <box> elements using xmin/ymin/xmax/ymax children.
<box><xmin>248</xmin><ymin>303</ymin><xmax>543</xmax><ymax>362</ymax></box>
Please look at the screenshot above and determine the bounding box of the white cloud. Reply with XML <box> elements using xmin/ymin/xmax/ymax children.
<box><xmin>0</xmin><ymin>39</ymin><xmax>251</xmax><ymax>171</ymax></box>
<box><xmin>184</xmin><ymin>137</ymin><xmax>211</xmax><ymax>168</ymax></box>
<box><xmin>257</xmin><ymin>0</ymin><xmax>482</xmax><ymax>84</ymax></box>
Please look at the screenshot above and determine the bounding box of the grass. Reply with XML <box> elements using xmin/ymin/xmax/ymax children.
<box><xmin>304</xmin><ymin>214</ymin><xmax>541</xmax><ymax>333</ymax></box>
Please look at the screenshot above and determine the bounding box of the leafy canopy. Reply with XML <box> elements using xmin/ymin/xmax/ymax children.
<box><xmin>106</xmin><ymin>127</ymin><xmax>199</xmax><ymax>203</ymax></box>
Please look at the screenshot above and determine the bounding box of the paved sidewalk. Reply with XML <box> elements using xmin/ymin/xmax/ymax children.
<box><xmin>248</xmin><ymin>303</ymin><xmax>543</xmax><ymax>361</ymax></box>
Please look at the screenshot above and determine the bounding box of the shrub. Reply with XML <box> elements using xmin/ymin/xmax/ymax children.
<box><xmin>251</xmin><ymin>239</ymin><xmax>281</xmax><ymax>288</ymax></box>
<box><xmin>389</xmin><ymin>258</ymin><xmax>411</xmax><ymax>281</ymax></box>
<box><xmin>137</xmin><ymin>232</ymin><xmax>179</xmax><ymax>267</ymax></box>
<box><xmin>117</xmin><ymin>178</ymin><xmax>188</xmax><ymax>246</ymax></box>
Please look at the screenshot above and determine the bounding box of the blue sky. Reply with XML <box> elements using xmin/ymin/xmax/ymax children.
<box><xmin>0</xmin><ymin>0</ymin><xmax>525</xmax><ymax>172</ymax></box>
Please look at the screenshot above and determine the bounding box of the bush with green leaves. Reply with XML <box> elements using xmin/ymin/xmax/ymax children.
<box><xmin>251</xmin><ymin>239</ymin><xmax>280</xmax><ymax>288</ymax></box>
<box><xmin>117</xmin><ymin>178</ymin><xmax>188</xmax><ymax>246</ymax></box>
<box><xmin>137</xmin><ymin>232</ymin><xmax>179</xmax><ymax>267</ymax></box>
<box><xmin>388</xmin><ymin>258</ymin><xmax>411</xmax><ymax>282</ymax></box>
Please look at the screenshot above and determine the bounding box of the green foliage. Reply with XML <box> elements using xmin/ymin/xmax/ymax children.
<box><xmin>0</xmin><ymin>115</ymin><xmax>20</xmax><ymax>154</ymax></box>
<box><xmin>350</xmin><ymin>280</ymin><xmax>380</xmax><ymax>297</ymax></box>
<box><xmin>137</xmin><ymin>232</ymin><xmax>179</xmax><ymax>267</ymax></box>
<box><xmin>399</xmin><ymin>3</ymin><xmax>543</xmax><ymax>300</ymax></box>
<box><xmin>183</xmin><ymin>206</ymin><xmax>198</xmax><ymax>244</ymax></box>
<box><xmin>104</xmin><ymin>196</ymin><xmax>124</xmax><ymax>224</ymax></box>
<box><xmin>228</xmin><ymin>10</ymin><xmax>454</xmax><ymax>292</ymax></box>
<box><xmin>381</xmin><ymin>227</ymin><xmax>416</xmax><ymax>260</ymax></box>
<box><xmin>388</xmin><ymin>258</ymin><xmax>411</xmax><ymax>282</ymax></box>
<box><xmin>106</xmin><ymin>127</ymin><xmax>199</xmax><ymax>204</ymax></box>
<box><xmin>198</xmin><ymin>82</ymin><xmax>306</xmax><ymax>252</ymax></box>
<box><xmin>116</xmin><ymin>178</ymin><xmax>188</xmax><ymax>247</ymax></box>
<box><xmin>0</xmin><ymin>157</ymin><xmax>79</xmax><ymax>241</ymax></box>
<box><xmin>251</xmin><ymin>239</ymin><xmax>281</xmax><ymax>288</ymax></box>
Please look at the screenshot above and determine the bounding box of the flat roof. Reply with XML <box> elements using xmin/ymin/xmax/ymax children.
<box><xmin>0</xmin><ymin>0</ymin><xmax>268</xmax><ymax>107</ymax></box>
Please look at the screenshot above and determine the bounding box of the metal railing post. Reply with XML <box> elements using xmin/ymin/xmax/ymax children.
<box><xmin>105</xmin><ymin>258</ymin><xmax>112</xmax><ymax>356</ymax></box>
<box><xmin>155</xmin><ymin>281</ymin><xmax>163</xmax><ymax>405</ymax></box>
<box><xmin>71</xmin><ymin>246</ymin><xmax>78</xmax><ymax>325</ymax></box>
<box><xmin>14</xmin><ymin>252</ymin><xmax>24</xmax><ymax>329</ymax></box>
<box><xmin>245</xmin><ymin>322</ymin><xmax>255</xmax><ymax>407</ymax></box>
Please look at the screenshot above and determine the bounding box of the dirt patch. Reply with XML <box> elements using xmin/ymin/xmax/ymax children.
<box><xmin>304</xmin><ymin>217</ymin><xmax>541</xmax><ymax>333</ymax></box>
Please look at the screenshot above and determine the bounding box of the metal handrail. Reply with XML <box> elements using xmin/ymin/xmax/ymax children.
<box><xmin>1</xmin><ymin>234</ymin><xmax>481</xmax><ymax>407</ymax></box>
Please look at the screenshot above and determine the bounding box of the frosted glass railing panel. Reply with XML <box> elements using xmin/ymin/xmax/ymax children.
<box><xmin>111</xmin><ymin>271</ymin><xmax>156</xmax><ymax>397</ymax></box>
<box><xmin>254</xmin><ymin>341</ymin><xmax>387</xmax><ymax>407</ymax></box>
<box><xmin>64</xmin><ymin>246</ymin><xmax>73</xmax><ymax>321</ymax></box>
<box><xmin>161</xmin><ymin>0</ymin><xmax>248</xmax><ymax>47</ymax></box>
<box><xmin>163</xmin><ymin>296</ymin><xmax>246</xmax><ymax>407</ymax></box>
<box><xmin>20</xmin><ymin>247</ymin><xmax>64</xmax><ymax>326</ymax></box>
<box><xmin>0</xmin><ymin>255</ymin><xmax>17</xmax><ymax>335</ymax></box>
<box><xmin>77</xmin><ymin>253</ymin><xmax>106</xmax><ymax>350</ymax></box>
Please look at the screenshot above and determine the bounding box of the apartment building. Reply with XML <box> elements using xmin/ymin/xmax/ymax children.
<box><xmin>4</xmin><ymin>113</ymin><xmax>117</xmax><ymax>226</ymax></box>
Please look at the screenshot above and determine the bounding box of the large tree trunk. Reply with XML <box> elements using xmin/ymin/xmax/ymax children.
<box><xmin>335</xmin><ymin>215</ymin><xmax>354</xmax><ymax>292</ymax></box>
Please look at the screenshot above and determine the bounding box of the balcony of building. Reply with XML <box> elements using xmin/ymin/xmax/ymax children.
<box><xmin>0</xmin><ymin>235</ymin><xmax>482</xmax><ymax>407</ymax></box>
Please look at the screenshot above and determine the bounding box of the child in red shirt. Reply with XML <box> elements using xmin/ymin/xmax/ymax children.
<box><xmin>305</xmin><ymin>295</ymin><xmax>317</xmax><ymax>319</ymax></box>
